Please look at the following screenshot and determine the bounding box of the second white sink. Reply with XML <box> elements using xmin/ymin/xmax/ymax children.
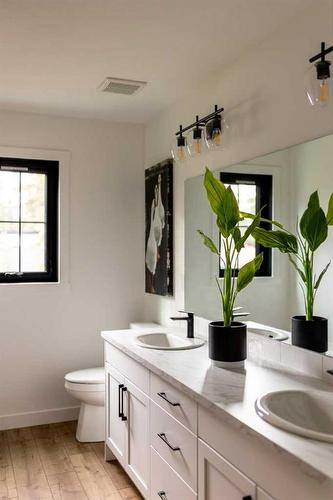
<box><xmin>135</xmin><ymin>332</ymin><xmax>205</xmax><ymax>351</ymax></box>
<box><xmin>255</xmin><ymin>390</ymin><xmax>333</xmax><ymax>443</ymax></box>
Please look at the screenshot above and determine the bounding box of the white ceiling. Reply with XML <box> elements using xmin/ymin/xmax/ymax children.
<box><xmin>0</xmin><ymin>0</ymin><xmax>317</xmax><ymax>123</ymax></box>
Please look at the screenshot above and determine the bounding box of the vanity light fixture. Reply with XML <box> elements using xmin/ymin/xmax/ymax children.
<box><xmin>306</xmin><ymin>41</ymin><xmax>333</xmax><ymax>106</ymax></box>
<box><xmin>172</xmin><ymin>105</ymin><xmax>225</xmax><ymax>163</ymax></box>
<box><xmin>171</xmin><ymin>125</ymin><xmax>187</xmax><ymax>163</ymax></box>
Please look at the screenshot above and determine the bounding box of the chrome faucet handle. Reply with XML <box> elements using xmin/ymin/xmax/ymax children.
<box><xmin>232</xmin><ymin>311</ymin><xmax>250</xmax><ymax>320</ymax></box>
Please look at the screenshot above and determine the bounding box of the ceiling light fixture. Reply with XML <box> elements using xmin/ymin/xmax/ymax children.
<box><xmin>305</xmin><ymin>42</ymin><xmax>333</xmax><ymax>106</ymax></box>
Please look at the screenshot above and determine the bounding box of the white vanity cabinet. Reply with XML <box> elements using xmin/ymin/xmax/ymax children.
<box><xmin>198</xmin><ymin>439</ymin><xmax>256</xmax><ymax>500</ymax></box>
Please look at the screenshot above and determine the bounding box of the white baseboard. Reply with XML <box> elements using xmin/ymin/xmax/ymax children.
<box><xmin>0</xmin><ymin>406</ymin><xmax>80</xmax><ymax>430</ymax></box>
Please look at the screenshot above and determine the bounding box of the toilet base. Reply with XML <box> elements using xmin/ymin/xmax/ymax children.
<box><xmin>76</xmin><ymin>403</ymin><xmax>105</xmax><ymax>442</ymax></box>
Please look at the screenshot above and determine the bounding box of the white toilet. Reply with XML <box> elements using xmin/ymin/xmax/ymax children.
<box><xmin>64</xmin><ymin>367</ymin><xmax>105</xmax><ymax>443</ymax></box>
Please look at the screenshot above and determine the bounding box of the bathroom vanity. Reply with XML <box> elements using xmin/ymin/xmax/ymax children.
<box><xmin>102</xmin><ymin>327</ymin><xmax>333</xmax><ymax>500</ymax></box>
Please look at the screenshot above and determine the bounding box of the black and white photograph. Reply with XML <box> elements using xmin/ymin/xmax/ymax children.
<box><xmin>145</xmin><ymin>159</ymin><xmax>173</xmax><ymax>295</ymax></box>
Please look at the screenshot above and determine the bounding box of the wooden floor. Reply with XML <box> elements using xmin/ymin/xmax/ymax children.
<box><xmin>0</xmin><ymin>421</ymin><xmax>143</xmax><ymax>500</ymax></box>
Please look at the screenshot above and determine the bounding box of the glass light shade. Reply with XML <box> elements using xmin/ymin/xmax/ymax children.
<box><xmin>186</xmin><ymin>129</ymin><xmax>206</xmax><ymax>157</ymax></box>
<box><xmin>171</xmin><ymin>136</ymin><xmax>188</xmax><ymax>163</ymax></box>
<box><xmin>305</xmin><ymin>64</ymin><xmax>332</xmax><ymax>106</ymax></box>
<box><xmin>204</xmin><ymin>116</ymin><xmax>228</xmax><ymax>150</ymax></box>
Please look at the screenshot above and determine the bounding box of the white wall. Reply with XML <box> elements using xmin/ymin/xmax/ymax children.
<box><xmin>0</xmin><ymin>110</ymin><xmax>144</xmax><ymax>427</ymax></box>
<box><xmin>143</xmin><ymin>1</ymin><xmax>333</xmax><ymax>328</ymax></box>
<box><xmin>290</xmin><ymin>135</ymin><xmax>333</xmax><ymax>338</ymax></box>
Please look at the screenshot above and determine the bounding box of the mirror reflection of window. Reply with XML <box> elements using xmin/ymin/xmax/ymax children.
<box><xmin>219</xmin><ymin>173</ymin><xmax>272</xmax><ymax>277</ymax></box>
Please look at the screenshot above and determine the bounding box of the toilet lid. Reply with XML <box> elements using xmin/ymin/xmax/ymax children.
<box><xmin>65</xmin><ymin>367</ymin><xmax>105</xmax><ymax>384</ymax></box>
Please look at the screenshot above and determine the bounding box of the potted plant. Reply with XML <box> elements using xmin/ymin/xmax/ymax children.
<box><xmin>253</xmin><ymin>191</ymin><xmax>333</xmax><ymax>353</ymax></box>
<box><xmin>198</xmin><ymin>168</ymin><xmax>264</xmax><ymax>368</ymax></box>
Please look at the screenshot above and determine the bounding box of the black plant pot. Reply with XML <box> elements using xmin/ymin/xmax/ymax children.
<box><xmin>291</xmin><ymin>316</ymin><xmax>328</xmax><ymax>353</ymax></box>
<box><xmin>209</xmin><ymin>321</ymin><xmax>247</xmax><ymax>368</ymax></box>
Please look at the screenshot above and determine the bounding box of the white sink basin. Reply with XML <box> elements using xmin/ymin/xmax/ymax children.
<box><xmin>135</xmin><ymin>333</ymin><xmax>205</xmax><ymax>351</ymax></box>
<box><xmin>248</xmin><ymin>327</ymin><xmax>288</xmax><ymax>341</ymax></box>
<box><xmin>255</xmin><ymin>390</ymin><xmax>333</xmax><ymax>443</ymax></box>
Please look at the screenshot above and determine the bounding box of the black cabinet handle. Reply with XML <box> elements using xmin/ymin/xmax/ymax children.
<box><xmin>118</xmin><ymin>384</ymin><xmax>124</xmax><ymax>418</ymax></box>
<box><xmin>157</xmin><ymin>433</ymin><xmax>180</xmax><ymax>452</ymax></box>
<box><xmin>157</xmin><ymin>392</ymin><xmax>180</xmax><ymax>407</ymax></box>
<box><xmin>242</xmin><ymin>496</ymin><xmax>252</xmax><ymax>500</ymax></box>
<box><xmin>121</xmin><ymin>386</ymin><xmax>127</xmax><ymax>421</ymax></box>
<box><xmin>158</xmin><ymin>492</ymin><xmax>167</xmax><ymax>499</ymax></box>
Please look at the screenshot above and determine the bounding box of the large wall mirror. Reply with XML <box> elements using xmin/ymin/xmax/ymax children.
<box><xmin>184</xmin><ymin>133</ymin><xmax>333</xmax><ymax>347</ymax></box>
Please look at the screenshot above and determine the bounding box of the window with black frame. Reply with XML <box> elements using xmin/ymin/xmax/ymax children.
<box><xmin>0</xmin><ymin>157</ymin><xmax>59</xmax><ymax>283</ymax></box>
<box><xmin>219</xmin><ymin>172</ymin><xmax>272</xmax><ymax>277</ymax></box>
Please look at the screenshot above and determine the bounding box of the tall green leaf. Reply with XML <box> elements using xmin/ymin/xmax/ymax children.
<box><xmin>253</xmin><ymin>227</ymin><xmax>298</xmax><ymax>254</ymax></box>
<box><xmin>203</xmin><ymin>168</ymin><xmax>226</xmax><ymax>217</ymax></box>
<box><xmin>197</xmin><ymin>230</ymin><xmax>219</xmax><ymax>255</ymax></box>
<box><xmin>300</xmin><ymin>194</ymin><xmax>328</xmax><ymax>251</ymax></box>
<box><xmin>314</xmin><ymin>261</ymin><xmax>331</xmax><ymax>289</ymax></box>
<box><xmin>326</xmin><ymin>194</ymin><xmax>333</xmax><ymax>225</ymax></box>
<box><xmin>235</xmin><ymin>211</ymin><xmax>261</xmax><ymax>252</ymax></box>
<box><xmin>216</xmin><ymin>186</ymin><xmax>240</xmax><ymax>237</ymax></box>
<box><xmin>237</xmin><ymin>253</ymin><xmax>263</xmax><ymax>292</ymax></box>
<box><xmin>240</xmin><ymin>211</ymin><xmax>284</xmax><ymax>229</ymax></box>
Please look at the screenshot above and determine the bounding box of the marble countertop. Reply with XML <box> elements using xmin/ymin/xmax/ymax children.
<box><xmin>102</xmin><ymin>327</ymin><xmax>333</xmax><ymax>482</ymax></box>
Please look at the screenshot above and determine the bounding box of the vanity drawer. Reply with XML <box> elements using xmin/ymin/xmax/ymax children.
<box><xmin>104</xmin><ymin>342</ymin><xmax>149</xmax><ymax>394</ymax></box>
<box><xmin>151</xmin><ymin>447</ymin><xmax>197</xmax><ymax>500</ymax></box>
<box><xmin>150</xmin><ymin>372</ymin><xmax>197</xmax><ymax>434</ymax></box>
<box><xmin>150</xmin><ymin>400</ymin><xmax>197</xmax><ymax>491</ymax></box>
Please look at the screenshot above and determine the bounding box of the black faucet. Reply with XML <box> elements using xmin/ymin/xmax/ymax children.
<box><xmin>170</xmin><ymin>311</ymin><xmax>194</xmax><ymax>338</ymax></box>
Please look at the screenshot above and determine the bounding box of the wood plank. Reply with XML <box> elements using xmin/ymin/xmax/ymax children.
<box><xmin>0</xmin><ymin>431</ymin><xmax>17</xmax><ymax>499</ymax></box>
<box><xmin>4</xmin><ymin>428</ymin><xmax>33</xmax><ymax>444</ymax></box>
<box><xmin>55</xmin><ymin>423</ymin><xmax>92</xmax><ymax>456</ymax></box>
<box><xmin>8</xmin><ymin>439</ymin><xmax>53</xmax><ymax>500</ymax></box>
<box><xmin>91</xmin><ymin>444</ymin><xmax>132</xmax><ymax>490</ymax></box>
<box><xmin>118</xmin><ymin>486</ymin><xmax>142</xmax><ymax>499</ymax></box>
<box><xmin>35</xmin><ymin>435</ymin><xmax>74</xmax><ymax>476</ymax></box>
<box><xmin>48</xmin><ymin>471</ymin><xmax>88</xmax><ymax>500</ymax></box>
<box><xmin>70</xmin><ymin>451</ymin><xmax>121</xmax><ymax>499</ymax></box>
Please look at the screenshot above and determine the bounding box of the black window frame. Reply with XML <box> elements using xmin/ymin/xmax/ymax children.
<box><xmin>219</xmin><ymin>172</ymin><xmax>272</xmax><ymax>278</ymax></box>
<box><xmin>0</xmin><ymin>157</ymin><xmax>59</xmax><ymax>283</ymax></box>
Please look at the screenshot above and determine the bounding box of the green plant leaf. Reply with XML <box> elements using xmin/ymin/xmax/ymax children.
<box><xmin>237</xmin><ymin>253</ymin><xmax>263</xmax><ymax>292</ymax></box>
<box><xmin>240</xmin><ymin>211</ymin><xmax>284</xmax><ymax>229</ymax></box>
<box><xmin>314</xmin><ymin>261</ymin><xmax>331</xmax><ymax>289</ymax></box>
<box><xmin>288</xmin><ymin>255</ymin><xmax>306</xmax><ymax>283</ymax></box>
<box><xmin>235</xmin><ymin>211</ymin><xmax>261</xmax><ymax>252</ymax></box>
<box><xmin>253</xmin><ymin>227</ymin><xmax>298</xmax><ymax>254</ymax></box>
<box><xmin>300</xmin><ymin>192</ymin><xmax>328</xmax><ymax>251</ymax></box>
<box><xmin>326</xmin><ymin>194</ymin><xmax>333</xmax><ymax>225</ymax></box>
<box><xmin>232</xmin><ymin>227</ymin><xmax>241</xmax><ymax>247</ymax></box>
<box><xmin>203</xmin><ymin>168</ymin><xmax>226</xmax><ymax>216</ymax></box>
<box><xmin>197</xmin><ymin>230</ymin><xmax>219</xmax><ymax>255</ymax></box>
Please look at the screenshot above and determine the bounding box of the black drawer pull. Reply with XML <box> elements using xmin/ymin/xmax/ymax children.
<box><xmin>157</xmin><ymin>432</ymin><xmax>180</xmax><ymax>452</ymax></box>
<box><xmin>118</xmin><ymin>384</ymin><xmax>124</xmax><ymax>418</ymax></box>
<box><xmin>158</xmin><ymin>492</ymin><xmax>167</xmax><ymax>499</ymax></box>
<box><xmin>243</xmin><ymin>496</ymin><xmax>252</xmax><ymax>500</ymax></box>
<box><xmin>121</xmin><ymin>386</ymin><xmax>127</xmax><ymax>421</ymax></box>
<box><xmin>157</xmin><ymin>392</ymin><xmax>180</xmax><ymax>407</ymax></box>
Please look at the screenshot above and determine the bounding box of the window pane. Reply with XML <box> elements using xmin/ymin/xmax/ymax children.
<box><xmin>0</xmin><ymin>172</ymin><xmax>20</xmax><ymax>221</ymax></box>
<box><xmin>0</xmin><ymin>223</ymin><xmax>19</xmax><ymax>272</ymax></box>
<box><xmin>21</xmin><ymin>223</ymin><xmax>46</xmax><ymax>272</ymax></box>
<box><xmin>238</xmin><ymin>232</ymin><xmax>256</xmax><ymax>269</ymax></box>
<box><xmin>238</xmin><ymin>184</ymin><xmax>256</xmax><ymax>213</ymax></box>
<box><xmin>21</xmin><ymin>173</ymin><xmax>46</xmax><ymax>222</ymax></box>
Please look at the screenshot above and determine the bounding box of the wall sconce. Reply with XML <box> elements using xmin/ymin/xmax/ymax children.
<box><xmin>305</xmin><ymin>41</ymin><xmax>333</xmax><ymax>106</ymax></box>
<box><xmin>172</xmin><ymin>105</ymin><xmax>225</xmax><ymax>163</ymax></box>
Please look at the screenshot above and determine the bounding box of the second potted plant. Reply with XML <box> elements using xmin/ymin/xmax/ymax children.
<box><xmin>254</xmin><ymin>191</ymin><xmax>333</xmax><ymax>352</ymax></box>
<box><xmin>198</xmin><ymin>168</ymin><xmax>264</xmax><ymax>368</ymax></box>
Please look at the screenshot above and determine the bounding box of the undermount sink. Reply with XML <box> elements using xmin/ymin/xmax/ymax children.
<box><xmin>135</xmin><ymin>332</ymin><xmax>205</xmax><ymax>351</ymax></box>
<box><xmin>255</xmin><ymin>390</ymin><xmax>333</xmax><ymax>443</ymax></box>
<box><xmin>248</xmin><ymin>327</ymin><xmax>289</xmax><ymax>341</ymax></box>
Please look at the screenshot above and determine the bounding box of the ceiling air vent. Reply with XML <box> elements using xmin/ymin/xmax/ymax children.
<box><xmin>98</xmin><ymin>77</ymin><xmax>147</xmax><ymax>95</ymax></box>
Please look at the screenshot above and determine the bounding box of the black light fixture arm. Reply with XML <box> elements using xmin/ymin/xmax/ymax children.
<box><xmin>175</xmin><ymin>104</ymin><xmax>224</xmax><ymax>136</ymax></box>
<box><xmin>309</xmin><ymin>41</ymin><xmax>333</xmax><ymax>63</ymax></box>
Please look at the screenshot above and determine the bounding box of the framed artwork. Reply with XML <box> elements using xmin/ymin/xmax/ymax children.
<box><xmin>145</xmin><ymin>159</ymin><xmax>173</xmax><ymax>296</ymax></box>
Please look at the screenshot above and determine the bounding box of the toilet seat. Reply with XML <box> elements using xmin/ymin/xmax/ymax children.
<box><xmin>65</xmin><ymin>367</ymin><xmax>105</xmax><ymax>385</ymax></box>
<box><xmin>65</xmin><ymin>380</ymin><xmax>104</xmax><ymax>392</ymax></box>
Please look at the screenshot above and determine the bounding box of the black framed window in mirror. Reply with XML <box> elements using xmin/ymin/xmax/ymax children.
<box><xmin>0</xmin><ymin>157</ymin><xmax>59</xmax><ymax>283</ymax></box>
<box><xmin>219</xmin><ymin>172</ymin><xmax>272</xmax><ymax>277</ymax></box>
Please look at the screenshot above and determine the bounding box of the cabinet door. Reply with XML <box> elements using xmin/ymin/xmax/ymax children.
<box><xmin>125</xmin><ymin>379</ymin><xmax>150</xmax><ymax>498</ymax></box>
<box><xmin>198</xmin><ymin>439</ymin><xmax>256</xmax><ymax>500</ymax></box>
<box><xmin>257</xmin><ymin>487</ymin><xmax>274</xmax><ymax>500</ymax></box>
<box><xmin>105</xmin><ymin>363</ymin><xmax>126</xmax><ymax>463</ymax></box>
